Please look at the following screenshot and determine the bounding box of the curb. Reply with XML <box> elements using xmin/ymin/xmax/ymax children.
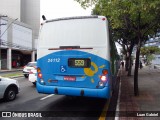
<box><xmin>114</xmin><ymin>69</ymin><xmax>122</xmax><ymax>120</ymax></box>
<box><xmin>114</xmin><ymin>79</ymin><xmax>121</xmax><ymax>120</ymax></box>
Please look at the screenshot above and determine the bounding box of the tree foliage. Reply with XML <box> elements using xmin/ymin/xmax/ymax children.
<box><xmin>141</xmin><ymin>46</ymin><xmax>160</xmax><ymax>56</ymax></box>
<box><xmin>141</xmin><ymin>46</ymin><xmax>160</xmax><ymax>64</ymax></box>
<box><xmin>75</xmin><ymin>0</ymin><xmax>160</xmax><ymax>96</ymax></box>
<box><xmin>75</xmin><ymin>0</ymin><xmax>160</xmax><ymax>34</ymax></box>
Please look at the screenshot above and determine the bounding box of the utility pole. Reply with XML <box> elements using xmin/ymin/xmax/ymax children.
<box><xmin>0</xmin><ymin>15</ymin><xmax>7</xmax><ymax>70</ymax></box>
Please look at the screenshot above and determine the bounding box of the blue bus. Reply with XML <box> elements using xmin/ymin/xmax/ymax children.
<box><xmin>36</xmin><ymin>16</ymin><xmax>119</xmax><ymax>99</ymax></box>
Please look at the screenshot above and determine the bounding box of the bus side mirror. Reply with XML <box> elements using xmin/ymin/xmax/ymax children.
<box><xmin>42</xmin><ymin>15</ymin><xmax>46</xmax><ymax>21</ymax></box>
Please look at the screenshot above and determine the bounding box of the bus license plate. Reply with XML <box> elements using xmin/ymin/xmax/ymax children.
<box><xmin>64</xmin><ymin>76</ymin><xmax>76</xmax><ymax>81</ymax></box>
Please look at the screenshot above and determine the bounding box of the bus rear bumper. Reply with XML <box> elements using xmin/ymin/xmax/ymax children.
<box><xmin>36</xmin><ymin>83</ymin><xmax>111</xmax><ymax>99</ymax></box>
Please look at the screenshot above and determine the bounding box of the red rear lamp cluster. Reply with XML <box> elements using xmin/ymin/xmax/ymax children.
<box><xmin>37</xmin><ymin>67</ymin><xmax>45</xmax><ymax>85</ymax></box>
<box><xmin>102</xmin><ymin>69</ymin><xmax>108</xmax><ymax>75</ymax></box>
<box><xmin>37</xmin><ymin>67</ymin><xmax>41</xmax><ymax>73</ymax></box>
<box><xmin>100</xmin><ymin>75</ymin><xmax>107</xmax><ymax>82</ymax></box>
<box><xmin>38</xmin><ymin>73</ymin><xmax>42</xmax><ymax>78</ymax></box>
<box><xmin>100</xmin><ymin>69</ymin><xmax>108</xmax><ymax>82</ymax></box>
<box><xmin>37</xmin><ymin>67</ymin><xmax>42</xmax><ymax>78</ymax></box>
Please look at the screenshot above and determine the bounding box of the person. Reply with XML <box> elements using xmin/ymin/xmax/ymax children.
<box><xmin>121</xmin><ymin>61</ymin><xmax>124</xmax><ymax>68</ymax></box>
<box><xmin>12</xmin><ymin>60</ymin><xmax>16</xmax><ymax>68</ymax></box>
<box><xmin>140</xmin><ymin>61</ymin><xmax>143</xmax><ymax>69</ymax></box>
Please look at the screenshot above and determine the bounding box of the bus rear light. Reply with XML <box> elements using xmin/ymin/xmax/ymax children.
<box><xmin>40</xmin><ymin>79</ymin><xmax>45</xmax><ymax>85</ymax></box>
<box><xmin>38</xmin><ymin>73</ymin><xmax>42</xmax><ymax>78</ymax></box>
<box><xmin>37</xmin><ymin>67</ymin><xmax>41</xmax><ymax>73</ymax></box>
<box><xmin>100</xmin><ymin>75</ymin><xmax>107</xmax><ymax>82</ymax></box>
<box><xmin>99</xmin><ymin>81</ymin><xmax>104</xmax><ymax>86</ymax></box>
<box><xmin>102</xmin><ymin>69</ymin><xmax>108</xmax><ymax>75</ymax></box>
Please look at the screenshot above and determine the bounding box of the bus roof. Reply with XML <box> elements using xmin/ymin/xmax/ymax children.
<box><xmin>45</xmin><ymin>16</ymin><xmax>106</xmax><ymax>23</ymax></box>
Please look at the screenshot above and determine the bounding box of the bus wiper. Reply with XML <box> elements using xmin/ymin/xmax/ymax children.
<box><xmin>48</xmin><ymin>46</ymin><xmax>93</xmax><ymax>50</ymax></box>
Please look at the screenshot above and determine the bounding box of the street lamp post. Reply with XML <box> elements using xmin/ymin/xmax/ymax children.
<box><xmin>0</xmin><ymin>15</ymin><xmax>7</xmax><ymax>70</ymax></box>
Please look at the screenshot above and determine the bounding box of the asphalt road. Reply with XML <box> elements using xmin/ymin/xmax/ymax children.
<box><xmin>0</xmin><ymin>77</ymin><xmax>119</xmax><ymax>120</ymax></box>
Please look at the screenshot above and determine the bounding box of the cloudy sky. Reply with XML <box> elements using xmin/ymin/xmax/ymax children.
<box><xmin>41</xmin><ymin>0</ymin><xmax>92</xmax><ymax>20</ymax></box>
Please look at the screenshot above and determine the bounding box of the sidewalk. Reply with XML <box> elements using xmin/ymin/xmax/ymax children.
<box><xmin>117</xmin><ymin>66</ymin><xmax>160</xmax><ymax>120</ymax></box>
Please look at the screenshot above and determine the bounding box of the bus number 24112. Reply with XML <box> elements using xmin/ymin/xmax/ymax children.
<box><xmin>47</xmin><ymin>58</ymin><xmax>60</xmax><ymax>63</ymax></box>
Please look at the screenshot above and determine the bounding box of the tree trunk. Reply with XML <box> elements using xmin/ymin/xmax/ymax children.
<box><xmin>127</xmin><ymin>55</ymin><xmax>132</xmax><ymax>76</ymax></box>
<box><xmin>125</xmin><ymin>56</ymin><xmax>129</xmax><ymax>71</ymax></box>
<box><xmin>128</xmin><ymin>43</ymin><xmax>134</xmax><ymax>76</ymax></box>
<box><xmin>134</xmin><ymin>43</ymin><xmax>141</xmax><ymax>96</ymax></box>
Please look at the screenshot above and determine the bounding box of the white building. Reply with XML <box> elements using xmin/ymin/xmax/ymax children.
<box><xmin>21</xmin><ymin>0</ymin><xmax>40</xmax><ymax>40</ymax></box>
<box><xmin>0</xmin><ymin>0</ymin><xmax>40</xmax><ymax>40</ymax></box>
<box><xmin>0</xmin><ymin>0</ymin><xmax>40</xmax><ymax>70</ymax></box>
<box><xmin>0</xmin><ymin>16</ymin><xmax>33</xmax><ymax>70</ymax></box>
<box><xmin>0</xmin><ymin>0</ymin><xmax>21</xmax><ymax>20</ymax></box>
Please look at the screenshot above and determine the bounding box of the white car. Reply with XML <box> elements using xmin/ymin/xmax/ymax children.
<box><xmin>29</xmin><ymin>69</ymin><xmax>37</xmax><ymax>85</ymax></box>
<box><xmin>0</xmin><ymin>76</ymin><xmax>20</xmax><ymax>101</ymax></box>
<box><xmin>23</xmin><ymin>62</ymin><xmax>37</xmax><ymax>78</ymax></box>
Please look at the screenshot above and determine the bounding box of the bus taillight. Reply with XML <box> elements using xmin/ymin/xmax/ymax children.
<box><xmin>38</xmin><ymin>73</ymin><xmax>42</xmax><ymax>78</ymax></box>
<box><xmin>100</xmin><ymin>75</ymin><xmax>107</xmax><ymax>82</ymax></box>
<box><xmin>99</xmin><ymin>75</ymin><xmax>107</xmax><ymax>86</ymax></box>
<box><xmin>37</xmin><ymin>67</ymin><xmax>42</xmax><ymax>78</ymax></box>
<box><xmin>102</xmin><ymin>69</ymin><xmax>108</xmax><ymax>75</ymax></box>
<box><xmin>37</xmin><ymin>67</ymin><xmax>41</xmax><ymax>73</ymax></box>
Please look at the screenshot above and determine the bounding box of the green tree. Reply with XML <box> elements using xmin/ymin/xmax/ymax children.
<box><xmin>75</xmin><ymin>0</ymin><xmax>160</xmax><ymax>96</ymax></box>
<box><xmin>141</xmin><ymin>46</ymin><xmax>160</xmax><ymax>65</ymax></box>
<box><xmin>141</xmin><ymin>46</ymin><xmax>160</xmax><ymax>55</ymax></box>
<box><xmin>112</xmin><ymin>28</ymin><xmax>136</xmax><ymax>75</ymax></box>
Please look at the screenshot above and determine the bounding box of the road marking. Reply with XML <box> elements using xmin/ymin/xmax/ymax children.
<box><xmin>98</xmin><ymin>99</ymin><xmax>110</xmax><ymax>120</ymax></box>
<box><xmin>40</xmin><ymin>94</ymin><xmax>54</xmax><ymax>100</ymax></box>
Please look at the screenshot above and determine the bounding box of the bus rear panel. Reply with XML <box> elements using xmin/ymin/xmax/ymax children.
<box><xmin>37</xmin><ymin>16</ymin><xmax>112</xmax><ymax>99</ymax></box>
